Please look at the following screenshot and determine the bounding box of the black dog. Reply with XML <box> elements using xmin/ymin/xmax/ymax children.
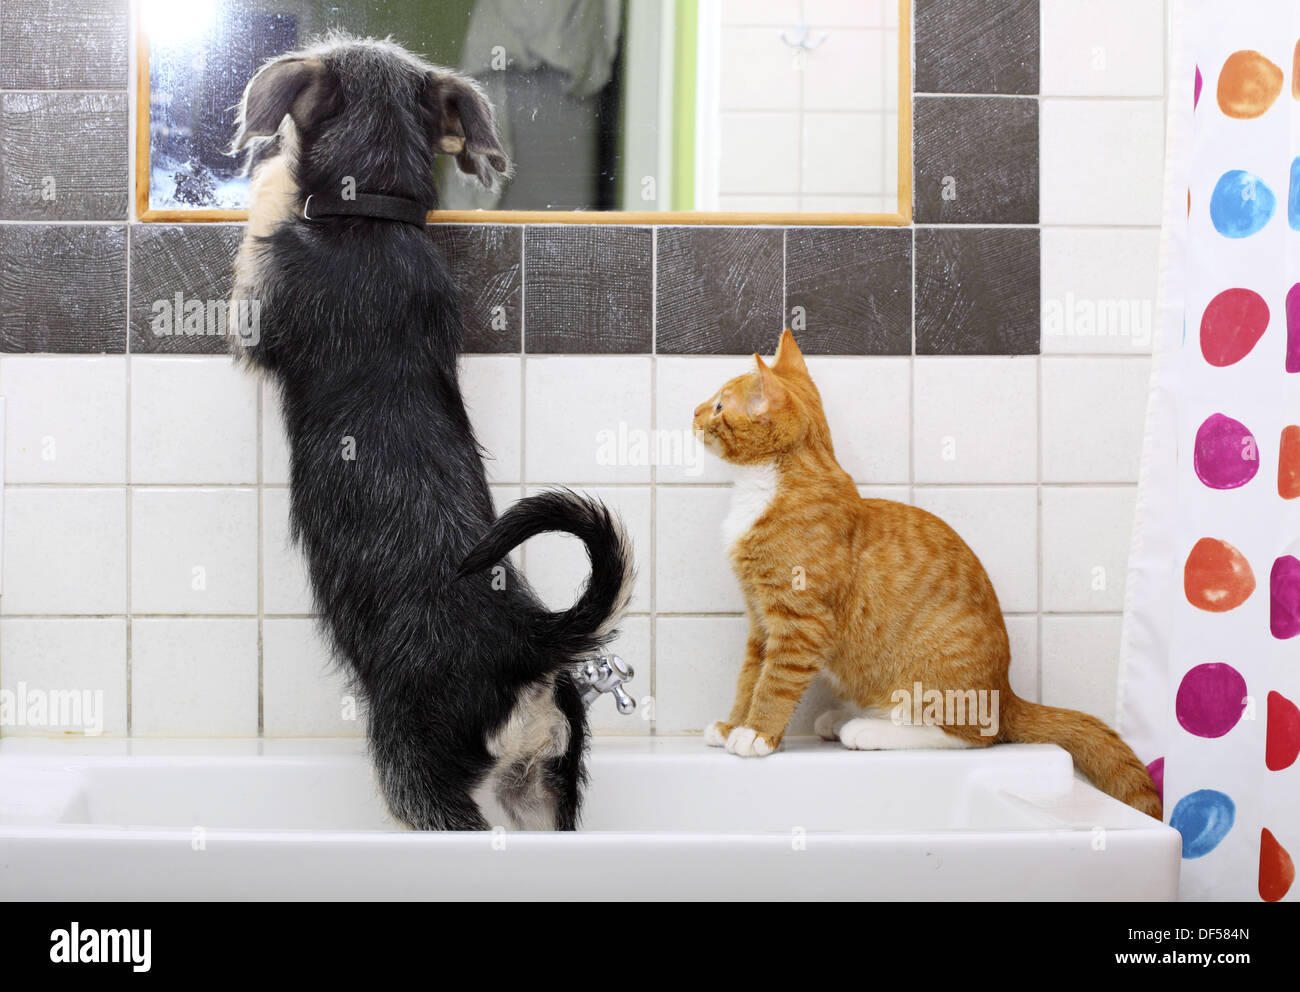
<box><xmin>230</xmin><ymin>35</ymin><xmax>633</xmax><ymax>830</ymax></box>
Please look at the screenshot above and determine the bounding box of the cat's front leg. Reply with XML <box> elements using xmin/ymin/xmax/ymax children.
<box><xmin>724</xmin><ymin>610</ymin><xmax>829</xmax><ymax>757</ymax></box>
<box><xmin>705</xmin><ymin>610</ymin><xmax>767</xmax><ymax>747</ymax></box>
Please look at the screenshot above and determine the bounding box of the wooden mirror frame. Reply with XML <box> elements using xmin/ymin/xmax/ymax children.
<box><xmin>135</xmin><ymin>0</ymin><xmax>911</xmax><ymax>225</ymax></box>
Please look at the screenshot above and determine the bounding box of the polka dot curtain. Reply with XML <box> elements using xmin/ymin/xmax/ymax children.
<box><xmin>1121</xmin><ymin>0</ymin><xmax>1300</xmax><ymax>901</ymax></box>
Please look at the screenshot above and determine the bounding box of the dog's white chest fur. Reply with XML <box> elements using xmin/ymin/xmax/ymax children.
<box><xmin>721</xmin><ymin>464</ymin><xmax>779</xmax><ymax>549</ymax></box>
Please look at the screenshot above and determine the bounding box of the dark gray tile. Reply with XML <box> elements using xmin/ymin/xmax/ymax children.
<box><xmin>1</xmin><ymin>93</ymin><xmax>129</xmax><ymax>220</ymax></box>
<box><xmin>0</xmin><ymin>224</ymin><xmax>126</xmax><ymax>352</ymax></box>
<box><xmin>0</xmin><ymin>0</ymin><xmax>129</xmax><ymax>89</ymax></box>
<box><xmin>130</xmin><ymin>225</ymin><xmax>245</xmax><ymax>354</ymax></box>
<box><xmin>429</xmin><ymin>224</ymin><xmax>522</xmax><ymax>353</ymax></box>
<box><xmin>914</xmin><ymin>227</ymin><xmax>1039</xmax><ymax>355</ymax></box>
<box><xmin>524</xmin><ymin>226</ymin><xmax>652</xmax><ymax>353</ymax></box>
<box><xmin>915</xmin><ymin>0</ymin><xmax>1039</xmax><ymax>95</ymax></box>
<box><xmin>656</xmin><ymin>228</ymin><xmax>783</xmax><ymax>354</ymax></box>
<box><xmin>914</xmin><ymin>96</ymin><xmax>1038</xmax><ymax>224</ymax></box>
<box><xmin>785</xmin><ymin>228</ymin><xmax>912</xmax><ymax>355</ymax></box>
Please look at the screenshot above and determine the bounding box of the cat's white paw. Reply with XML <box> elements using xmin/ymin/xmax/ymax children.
<box><xmin>703</xmin><ymin>721</ymin><xmax>730</xmax><ymax>747</ymax></box>
<box><xmin>725</xmin><ymin>726</ymin><xmax>776</xmax><ymax>757</ymax></box>
<box><xmin>837</xmin><ymin>717</ymin><xmax>974</xmax><ymax>750</ymax></box>
<box><xmin>813</xmin><ymin>708</ymin><xmax>855</xmax><ymax>741</ymax></box>
<box><xmin>838</xmin><ymin>717</ymin><xmax>893</xmax><ymax>750</ymax></box>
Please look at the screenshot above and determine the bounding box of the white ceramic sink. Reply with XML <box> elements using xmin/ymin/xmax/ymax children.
<box><xmin>0</xmin><ymin>736</ymin><xmax>1180</xmax><ymax>900</ymax></box>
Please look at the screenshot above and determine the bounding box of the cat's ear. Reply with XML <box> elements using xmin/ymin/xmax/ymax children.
<box><xmin>773</xmin><ymin>328</ymin><xmax>808</xmax><ymax>377</ymax></box>
<box><xmin>751</xmin><ymin>354</ymin><xmax>786</xmax><ymax>416</ymax></box>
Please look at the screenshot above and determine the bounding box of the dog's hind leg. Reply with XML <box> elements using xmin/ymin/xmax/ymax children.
<box><xmin>401</xmin><ymin>789</ymin><xmax>489</xmax><ymax>831</ymax></box>
<box><xmin>374</xmin><ymin>750</ymin><xmax>490</xmax><ymax>831</ymax></box>
<box><xmin>549</xmin><ymin>672</ymin><xmax>589</xmax><ymax>832</ymax></box>
<box><xmin>488</xmin><ymin>672</ymin><xmax>588</xmax><ymax>830</ymax></box>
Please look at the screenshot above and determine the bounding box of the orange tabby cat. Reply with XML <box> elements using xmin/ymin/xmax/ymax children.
<box><xmin>692</xmin><ymin>329</ymin><xmax>1162</xmax><ymax>819</ymax></box>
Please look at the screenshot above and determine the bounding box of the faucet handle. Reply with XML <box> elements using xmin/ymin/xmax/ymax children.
<box><xmin>610</xmin><ymin>683</ymin><xmax>636</xmax><ymax>715</ymax></box>
<box><xmin>579</xmin><ymin>654</ymin><xmax>636</xmax><ymax>714</ymax></box>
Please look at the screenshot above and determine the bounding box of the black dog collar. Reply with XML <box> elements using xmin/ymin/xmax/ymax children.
<box><xmin>302</xmin><ymin>192</ymin><xmax>430</xmax><ymax>227</ymax></box>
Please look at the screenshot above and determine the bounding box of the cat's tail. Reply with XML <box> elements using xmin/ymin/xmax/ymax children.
<box><xmin>999</xmin><ymin>695</ymin><xmax>1163</xmax><ymax>820</ymax></box>
<box><xmin>456</xmin><ymin>488</ymin><xmax>635</xmax><ymax>658</ymax></box>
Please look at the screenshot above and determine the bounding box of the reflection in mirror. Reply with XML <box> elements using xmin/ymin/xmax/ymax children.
<box><xmin>142</xmin><ymin>0</ymin><xmax>902</xmax><ymax>217</ymax></box>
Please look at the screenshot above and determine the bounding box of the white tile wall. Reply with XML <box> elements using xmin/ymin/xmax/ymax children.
<box><xmin>0</xmin><ymin>352</ymin><xmax>1153</xmax><ymax>740</ymax></box>
<box><xmin>0</xmin><ymin>618</ymin><xmax>127</xmax><ymax>736</ymax></box>
<box><xmin>1</xmin><ymin>488</ymin><xmax>127</xmax><ymax>615</ymax></box>
<box><xmin>655</xmin><ymin>486</ymin><xmax>743</xmax><ymax>614</ymax></box>
<box><xmin>130</xmin><ymin>357</ymin><xmax>258</xmax><ymax>484</ymax></box>
<box><xmin>806</xmin><ymin>357</ymin><xmax>911</xmax><ymax>483</ymax></box>
<box><xmin>0</xmin><ymin>1</ymin><xmax>1165</xmax><ymax>742</ymax></box>
<box><xmin>0</xmin><ymin>357</ymin><xmax>126</xmax><ymax>483</ymax></box>
<box><xmin>1041</xmin><ymin>615</ymin><xmax>1125</xmax><ymax>725</ymax></box>
<box><xmin>1040</xmin><ymin>100</ymin><xmax>1165</xmax><ymax>226</ymax></box>
<box><xmin>654</xmin><ymin>614</ymin><xmax>748</xmax><ymax>735</ymax></box>
<box><xmin>130</xmin><ymin>488</ymin><xmax>258</xmax><ymax>614</ymax></box>
<box><xmin>524</xmin><ymin>356</ymin><xmax>653</xmax><ymax>484</ymax></box>
<box><xmin>714</xmin><ymin>0</ymin><xmax>897</xmax><ymax>209</ymax></box>
<box><xmin>460</xmin><ymin>356</ymin><xmax>522</xmax><ymax>484</ymax></box>
<box><xmin>1034</xmin><ymin>0</ymin><xmax>1166</xmax><ymax>726</ymax></box>
<box><xmin>131</xmin><ymin>618</ymin><xmax>259</xmax><ymax>736</ymax></box>
<box><xmin>913</xmin><ymin>358</ymin><xmax>1038</xmax><ymax>484</ymax></box>
<box><xmin>1041</xmin><ymin>486</ymin><xmax>1136</xmax><ymax>613</ymax></box>
<box><xmin>719</xmin><ymin>28</ymin><xmax>801</xmax><ymax>111</ymax></box>
<box><xmin>1041</xmin><ymin>357</ymin><xmax>1151</xmax><ymax>482</ymax></box>
<box><xmin>1040</xmin><ymin>0</ymin><xmax>1165</xmax><ymax>97</ymax></box>
<box><xmin>262</xmin><ymin>379</ymin><xmax>291</xmax><ymax>485</ymax></box>
<box><xmin>1040</xmin><ymin>228</ymin><xmax>1160</xmax><ymax>354</ymax></box>
<box><xmin>262</xmin><ymin>618</ymin><xmax>363</xmax><ymax>737</ymax></box>
<box><xmin>262</xmin><ymin>487</ymin><xmax>314</xmax><ymax>615</ymax></box>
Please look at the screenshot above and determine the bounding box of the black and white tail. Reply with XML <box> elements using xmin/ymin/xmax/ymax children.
<box><xmin>457</xmin><ymin>489</ymin><xmax>635</xmax><ymax>657</ymax></box>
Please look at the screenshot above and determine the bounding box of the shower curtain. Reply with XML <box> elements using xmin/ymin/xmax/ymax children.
<box><xmin>1120</xmin><ymin>0</ymin><xmax>1300</xmax><ymax>902</ymax></box>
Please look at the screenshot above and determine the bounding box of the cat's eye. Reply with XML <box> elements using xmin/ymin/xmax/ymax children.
<box><xmin>714</xmin><ymin>401</ymin><xmax>722</xmax><ymax>413</ymax></box>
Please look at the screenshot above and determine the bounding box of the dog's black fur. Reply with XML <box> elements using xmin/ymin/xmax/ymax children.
<box><xmin>230</xmin><ymin>36</ymin><xmax>632</xmax><ymax>831</ymax></box>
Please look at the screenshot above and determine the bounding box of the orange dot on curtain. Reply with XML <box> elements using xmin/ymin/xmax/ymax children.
<box><xmin>1280</xmin><ymin>426</ymin><xmax>1300</xmax><ymax>499</ymax></box>
<box><xmin>1184</xmin><ymin>537</ymin><xmax>1256</xmax><ymax>612</ymax></box>
<box><xmin>1217</xmin><ymin>50</ymin><xmax>1283</xmax><ymax>118</ymax></box>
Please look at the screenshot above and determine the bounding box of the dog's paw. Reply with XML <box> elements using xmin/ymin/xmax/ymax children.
<box><xmin>704</xmin><ymin>721</ymin><xmax>733</xmax><ymax>747</ymax></box>
<box><xmin>725</xmin><ymin>726</ymin><xmax>779</xmax><ymax>757</ymax></box>
<box><xmin>813</xmin><ymin>707</ymin><xmax>855</xmax><ymax>741</ymax></box>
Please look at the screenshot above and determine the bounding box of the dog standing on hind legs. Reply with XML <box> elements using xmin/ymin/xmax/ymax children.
<box><xmin>229</xmin><ymin>34</ymin><xmax>633</xmax><ymax>831</ymax></box>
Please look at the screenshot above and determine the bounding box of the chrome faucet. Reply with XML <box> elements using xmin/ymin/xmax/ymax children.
<box><xmin>579</xmin><ymin>655</ymin><xmax>636</xmax><ymax>715</ymax></box>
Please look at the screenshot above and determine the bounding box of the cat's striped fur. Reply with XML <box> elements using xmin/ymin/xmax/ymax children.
<box><xmin>692</xmin><ymin>330</ymin><xmax>1162</xmax><ymax>819</ymax></box>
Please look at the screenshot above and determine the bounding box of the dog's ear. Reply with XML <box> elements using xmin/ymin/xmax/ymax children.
<box><xmin>423</xmin><ymin>71</ymin><xmax>510</xmax><ymax>188</ymax></box>
<box><xmin>233</xmin><ymin>57</ymin><xmax>339</xmax><ymax>151</ymax></box>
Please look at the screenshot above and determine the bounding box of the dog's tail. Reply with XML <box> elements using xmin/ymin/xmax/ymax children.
<box><xmin>456</xmin><ymin>489</ymin><xmax>634</xmax><ymax>658</ymax></box>
<box><xmin>999</xmin><ymin>694</ymin><xmax>1163</xmax><ymax>820</ymax></box>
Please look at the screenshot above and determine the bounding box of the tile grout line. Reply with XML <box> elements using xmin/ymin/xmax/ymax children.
<box><xmin>256</xmin><ymin>376</ymin><xmax>265</xmax><ymax>736</ymax></box>
<box><xmin>0</xmin><ymin>610</ymin><xmax>1131</xmax><ymax>620</ymax></box>
<box><xmin>124</xmin><ymin>231</ymin><xmax>133</xmax><ymax>736</ymax></box>
<box><xmin>648</xmin><ymin>226</ymin><xmax>658</xmax><ymax>736</ymax></box>
<box><xmin>517</xmin><ymin>228</ymin><xmax>528</xmax><ymax>577</ymax></box>
<box><xmin>1034</xmin><ymin>1</ymin><xmax>1045</xmax><ymax>705</ymax></box>
<box><xmin>0</xmin><ymin>479</ymin><xmax>1147</xmax><ymax>490</ymax></box>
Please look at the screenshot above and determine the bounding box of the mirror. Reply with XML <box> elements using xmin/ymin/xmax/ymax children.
<box><xmin>137</xmin><ymin>0</ymin><xmax>909</xmax><ymax>223</ymax></box>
